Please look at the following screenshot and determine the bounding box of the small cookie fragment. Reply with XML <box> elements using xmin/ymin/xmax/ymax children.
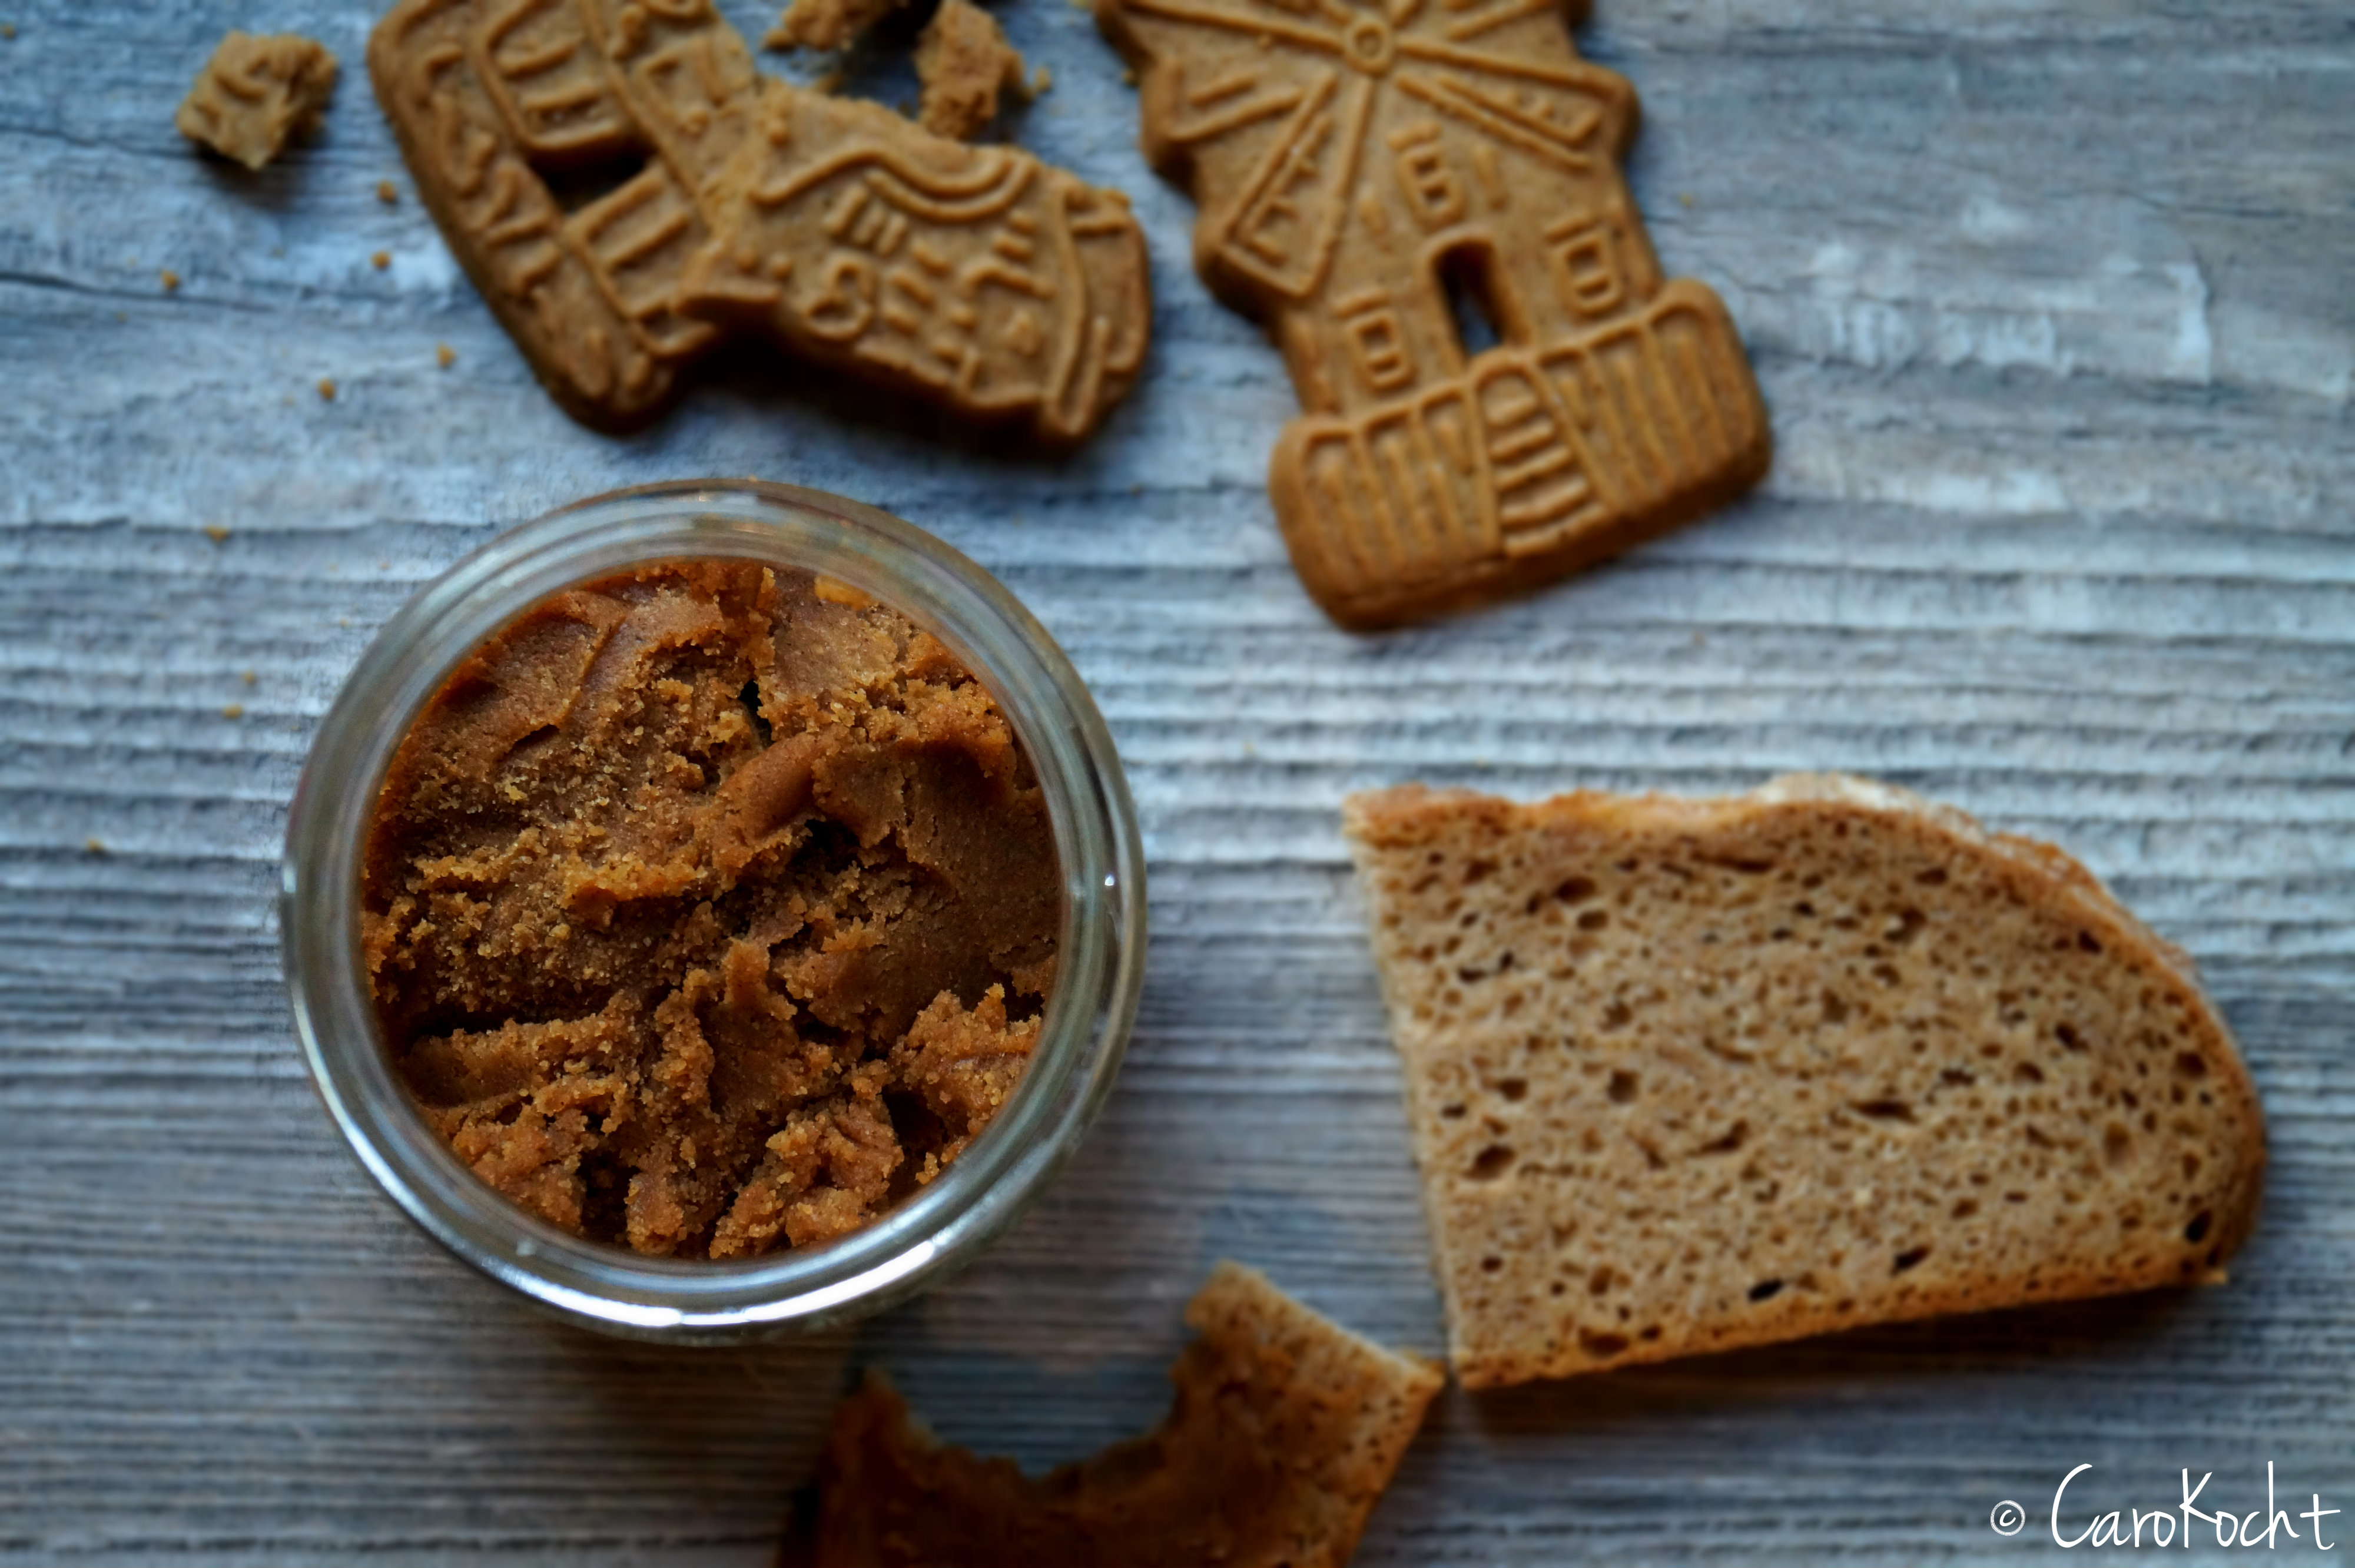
<box><xmin>812</xmin><ymin>1262</ymin><xmax>1442</xmax><ymax>1566</ymax></box>
<box><xmin>765</xmin><ymin>0</ymin><xmax>905</xmax><ymax>52</ymax></box>
<box><xmin>914</xmin><ymin>0</ymin><xmax>1028</xmax><ymax>141</ymax></box>
<box><xmin>176</xmin><ymin>32</ymin><xmax>339</xmax><ymax>171</ymax></box>
<box><xmin>1096</xmin><ymin>0</ymin><xmax>1769</xmax><ymax>625</ymax></box>
<box><xmin>1342</xmin><ymin>776</ymin><xmax>2267</xmax><ymax>1387</ymax></box>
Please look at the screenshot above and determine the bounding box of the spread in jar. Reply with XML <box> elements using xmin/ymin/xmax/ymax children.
<box><xmin>360</xmin><ymin>561</ymin><xmax>1058</xmax><ymax>1258</ymax></box>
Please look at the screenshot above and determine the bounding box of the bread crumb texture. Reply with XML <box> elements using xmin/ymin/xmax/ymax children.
<box><xmin>175</xmin><ymin>32</ymin><xmax>338</xmax><ymax>171</ymax></box>
<box><xmin>914</xmin><ymin>0</ymin><xmax>1029</xmax><ymax>141</ymax></box>
<box><xmin>1342</xmin><ymin>775</ymin><xmax>2266</xmax><ymax>1388</ymax></box>
<box><xmin>811</xmin><ymin>1262</ymin><xmax>1442</xmax><ymax>1566</ymax></box>
<box><xmin>364</xmin><ymin>563</ymin><xmax>1057</xmax><ymax>1259</ymax></box>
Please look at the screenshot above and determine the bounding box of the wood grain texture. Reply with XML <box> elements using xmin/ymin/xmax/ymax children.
<box><xmin>2</xmin><ymin>0</ymin><xmax>2350</xmax><ymax>1561</ymax></box>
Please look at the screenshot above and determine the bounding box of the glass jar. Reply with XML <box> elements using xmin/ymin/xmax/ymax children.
<box><xmin>282</xmin><ymin>480</ymin><xmax>1145</xmax><ymax>1341</ymax></box>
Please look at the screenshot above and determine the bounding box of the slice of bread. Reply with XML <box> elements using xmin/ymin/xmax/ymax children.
<box><xmin>810</xmin><ymin>1261</ymin><xmax>1443</xmax><ymax>1566</ymax></box>
<box><xmin>1343</xmin><ymin>774</ymin><xmax>2266</xmax><ymax>1389</ymax></box>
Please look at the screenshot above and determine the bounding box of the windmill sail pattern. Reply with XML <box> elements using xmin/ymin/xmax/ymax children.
<box><xmin>372</xmin><ymin>0</ymin><xmax>1149</xmax><ymax>440</ymax></box>
<box><xmin>1099</xmin><ymin>0</ymin><xmax>1769</xmax><ymax>624</ymax></box>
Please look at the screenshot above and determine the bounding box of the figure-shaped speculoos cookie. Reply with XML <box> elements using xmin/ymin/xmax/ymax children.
<box><xmin>1097</xmin><ymin>0</ymin><xmax>1768</xmax><ymax>625</ymax></box>
<box><xmin>372</xmin><ymin>0</ymin><xmax>1147</xmax><ymax>442</ymax></box>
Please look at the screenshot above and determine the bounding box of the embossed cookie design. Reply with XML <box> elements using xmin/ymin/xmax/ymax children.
<box><xmin>1097</xmin><ymin>0</ymin><xmax>1769</xmax><ymax>625</ymax></box>
<box><xmin>372</xmin><ymin>0</ymin><xmax>1149</xmax><ymax>441</ymax></box>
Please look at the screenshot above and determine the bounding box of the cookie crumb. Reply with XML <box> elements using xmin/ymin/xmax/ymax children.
<box><xmin>1121</xmin><ymin>66</ymin><xmax>1136</xmax><ymax>84</ymax></box>
<box><xmin>914</xmin><ymin>0</ymin><xmax>1029</xmax><ymax>140</ymax></box>
<box><xmin>766</xmin><ymin>0</ymin><xmax>904</xmax><ymax>52</ymax></box>
<box><xmin>241</xmin><ymin>670</ymin><xmax>258</xmax><ymax>685</ymax></box>
<box><xmin>2</xmin><ymin>23</ymin><xmax>16</xmax><ymax>39</ymax></box>
<box><xmin>85</xmin><ymin>837</ymin><xmax>105</xmax><ymax>854</ymax></box>
<box><xmin>377</xmin><ymin>179</ymin><xmax>398</xmax><ymax>204</ymax></box>
<box><xmin>371</xmin><ymin>250</ymin><xmax>390</xmax><ymax>270</ymax></box>
<box><xmin>160</xmin><ymin>269</ymin><xmax>180</xmax><ymax>292</ymax></box>
<box><xmin>202</xmin><ymin>524</ymin><xmax>230</xmax><ymax>542</ymax></box>
<box><xmin>221</xmin><ymin>704</ymin><xmax>246</xmax><ymax>720</ymax></box>
<box><xmin>317</xmin><ymin>377</ymin><xmax>336</xmax><ymax>400</ymax></box>
<box><xmin>1032</xmin><ymin>63</ymin><xmax>1053</xmax><ymax>94</ymax></box>
<box><xmin>1679</xmin><ymin>191</ymin><xmax>1694</xmax><ymax>208</ymax></box>
<box><xmin>436</xmin><ymin>342</ymin><xmax>456</xmax><ymax>368</ymax></box>
<box><xmin>175</xmin><ymin>32</ymin><xmax>339</xmax><ymax>171</ymax></box>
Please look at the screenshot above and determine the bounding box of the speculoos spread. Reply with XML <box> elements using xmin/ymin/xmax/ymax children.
<box><xmin>361</xmin><ymin>562</ymin><xmax>1058</xmax><ymax>1258</ymax></box>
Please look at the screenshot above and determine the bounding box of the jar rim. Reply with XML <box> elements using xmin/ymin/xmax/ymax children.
<box><xmin>283</xmin><ymin>480</ymin><xmax>1146</xmax><ymax>1340</ymax></box>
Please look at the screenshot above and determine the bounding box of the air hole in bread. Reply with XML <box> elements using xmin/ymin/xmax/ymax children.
<box><xmin>1467</xmin><ymin>1145</ymin><xmax>1515</xmax><ymax>1182</ymax></box>
<box><xmin>1497</xmin><ymin>1077</ymin><xmax>1528</xmax><ymax>1102</ymax></box>
<box><xmin>1747</xmin><ymin>1279</ymin><xmax>1782</xmax><ymax>1302</ymax></box>
<box><xmin>2103</xmin><ymin>1123</ymin><xmax>2132</xmax><ymax>1168</ymax></box>
<box><xmin>1577</xmin><ymin>909</ymin><xmax>1609</xmax><ymax>932</ymax></box>
<box><xmin>1853</xmin><ymin>1098</ymin><xmax>1915</xmax><ymax>1123</ymax></box>
<box><xmin>2174</xmin><ymin>1050</ymin><xmax>2207</xmax><ymax>1079</ymax></box>
<box><xmin>1606</xmin><ymin>1070</ymin><xmax>1638</xmax><ymax>1105</ymax></box>
<box><xmin>2185</xmin><ymin>1209</ymin><xmax>2212</xmax><ymax>1244</ymax></box>
<box><xmin>1892</xmin><ymin>1245</ymin><xmax>1930</xmax><ymax>1274</ymax></box>
<box><xmin>1554</xmin><ymin>876</ymin><xmax>1597</xmax><ymax>905</ymax></box>
<box><xmin>1578</xmin><ymin>1329</ymin><xmax>1629</xmax><ymax>1359</ymax></box>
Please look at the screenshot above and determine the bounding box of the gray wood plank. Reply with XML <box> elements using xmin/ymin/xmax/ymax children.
<box><xmin>2</xmin><ymin>0</ymin><xmax>2350</xmax><ymax>1560</ymax></box>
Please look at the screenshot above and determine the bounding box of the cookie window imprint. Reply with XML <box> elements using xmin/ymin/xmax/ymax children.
<box><xmin>286</xmin><ymin>482</ymin><xmax>1142</xmax><ymax>1337</ymax></box>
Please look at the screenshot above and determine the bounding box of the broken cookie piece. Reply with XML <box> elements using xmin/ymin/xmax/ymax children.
<box><xmin>914</xmin><ymin>0</ymin><xmax>1028</xmax><ymax>141</ymax></box>
<box><xmin>372</xmin><ymin>0</ymin><xmax>1147</xmax><ymax>441</ymax></box>
<box><xmin>812</xmin><ymin>1262</ymin><xmax>1442</xmax><ymax>1566</ymax></box>
<box><xmin>177</xmin><ymin>31</ymin><xmax>339</xmax><ymax>171</ymax></box>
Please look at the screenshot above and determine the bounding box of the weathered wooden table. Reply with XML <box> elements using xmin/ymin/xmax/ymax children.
<box><xmin>4</xmin><ymin>1</ymin><xmax>2350</xmax><ymax>1561</ymax></box>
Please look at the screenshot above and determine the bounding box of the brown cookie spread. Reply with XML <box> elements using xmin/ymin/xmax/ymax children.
<box><xmin>361</xmin><ymin>562</ymin><xmax>1059</xmax><ymax>1259</ymax></box>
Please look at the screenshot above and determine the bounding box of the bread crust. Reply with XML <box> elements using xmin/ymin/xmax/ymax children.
<box><xmin>1345</xmin><ymin>775</ymin><xmax>2266</xmax><ymax>1388</ymax></box>
<box><xmin>811</xmin><ymin>1261</ymin><xmax>1443</xmax><ymax>1564</ymax></box>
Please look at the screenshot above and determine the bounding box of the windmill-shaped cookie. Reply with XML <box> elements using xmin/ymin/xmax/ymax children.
<box><xmin>1098</xmin><ymin>0</ymin><xmax>1769</xmax><ymax>625</ymax></box>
